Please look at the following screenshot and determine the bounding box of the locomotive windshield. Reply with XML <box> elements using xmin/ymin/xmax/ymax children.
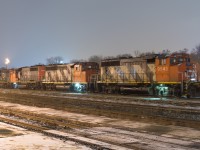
<box><xmin>170</xmin><ymin>56</ymin><xmax>190</xmax><ymax>65</ymax></box>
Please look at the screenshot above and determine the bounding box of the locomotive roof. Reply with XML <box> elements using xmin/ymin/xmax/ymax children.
<box><xmin>101</xmin><ymin>55</ymin><xmax>157</xmax><ymax>67</ymax></box>
<box><xmin>157</xmin><ymin>52</ymin><xmax>189</xmax><ymax>59</ymax></box>
<box><xmin>45</xmin><ymin>63</ymin><xmax>74</xmax><ymax>66</ymax></box>
<box><xmin>72</xmin><ymin>62</ymin><xmax>98</xmax><ymax>66</ymax></box>
<box><xmin>101</xmin><ymin>54</ymin><xmax>157</xmax><ymax>62</ymax></box>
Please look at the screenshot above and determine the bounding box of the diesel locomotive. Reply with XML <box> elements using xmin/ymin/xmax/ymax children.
<box><xmin>0</xmin><ymin>52</ymin><xmax>199</xmax><ymax>97</ymax></box>
<box><xmin>97</xmin><ymin>52</ymin><xmax>197</xmax><ymax>97</ymax></box>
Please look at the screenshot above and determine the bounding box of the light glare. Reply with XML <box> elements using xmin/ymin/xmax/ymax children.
<box><xmin>5</xmin><ymin>58</ymin><xmax>10</xmax><ymax>65</ymax></box>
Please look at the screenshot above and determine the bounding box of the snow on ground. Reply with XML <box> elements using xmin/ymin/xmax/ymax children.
<box><xmin>0</xmin><ymin>133</ymin><xmax>92</xmax><ymax>150</ymax></box>
<box><xmin>0</xmin><ymin>122</ymin><xmax>91</xmax><ymax>150</ymax></box>
<box><xmin>0</xmin><ymin>99</ymin><xmax>199</xmax><ymax>150</ymax></box>
<box><xmin>0</xmin><ymin>100</ymin><xmax>199</xmax><ymax>140</ymax></box>
<box><xmin>0</xmin><ymin>101</ymin><xmax>114</xmax><ymax>124</ymax></box>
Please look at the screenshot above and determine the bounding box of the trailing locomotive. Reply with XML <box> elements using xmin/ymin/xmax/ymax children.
<box><xmin>0</xmin><ymin>52</ymin><xmax>199</xmax><ymax>97</ymax></box>
<box><xmin>0</xmin><ymin>62</ymin><xmax>99</xmax><ymax>92</ymax></box>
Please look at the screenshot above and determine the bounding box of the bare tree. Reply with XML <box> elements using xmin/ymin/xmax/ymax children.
<box><xmin>103</xmin><ymin>56</ymin><xmax>116</xmax><ymax>60</ymax></box>
<box><xmin>116</xmin><ymin>53</ymin><xmax>132</xmax><ymax>59</ymax></box>
<box><xmin>134</xmin><ymin>50</ymin><xmax>141</xmax><ymax>57</ymax></box>
<box><xmin>102</xmin><ymin>53</ymin><xmax>132</xmax><ymax>60</ymax></box>
<box><xmin>70</xmin><ymin>59</ymin><xmax>86</xmax><ymax>63</ymax></box>
<box><xmin>133</xmin><ymin>50</ymin><xmax>156</xmax><ymax>57</ymax></box>
<box><xmin>190</xmin><ymin>45</ymin><xmax>200</xmax><ymax>80</ymax></box>
<box><xmin>180</xmin><ymin>48</ymin><xmax>189</xmax><ymax>53</ymax></box>
<box><xmin>162</xmin><ymin>49</ymin><xmax>170</xmax><ymax>54</ymax></box>
<box><xmin>190</xmin><ymin>45</ymin><xmax>200</xmax><ymax>63</ymax></box>
<box><xmin>46</xmin><ymin>56</ymin><xmax>63</xmax><ymax>65</ymax></box>
<box><xmin>139</xmin><ymin>51</ymin><xmax>155</xmax><ymax>57</ymax></box>
<box><xmin>54</xmin><ymin>56</ymin><xmax>63</xmax><ymax>64</ymax></box>
<box><xmin>88</xmin><ymin>55</ymin><xmax>103</xmax><ymax>64</ymax></box>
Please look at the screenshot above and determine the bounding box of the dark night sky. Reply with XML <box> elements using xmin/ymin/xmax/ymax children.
<box><xmin>0</xmin><ymin>0</ymin><xmax>200</xmax><ymax>68</ymax></box>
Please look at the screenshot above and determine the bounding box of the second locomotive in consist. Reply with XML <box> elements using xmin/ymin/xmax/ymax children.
<box><xmin>0</xmin><ymin>52</ymin><xmax>198</xmax><ymax>97</ymax></box>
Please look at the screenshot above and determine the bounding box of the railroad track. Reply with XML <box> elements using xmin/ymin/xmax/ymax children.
<box><xmin>0</xmin><ymin>104</ymin><xmax>199</xmax><ymax>150</ymax></box>
<box><xmin>0</xmin><ymin>105</ymin><xmax>95</xmax><ymax>130</ymax></box>
<box><xmin>0</xmin><ymin>89</ymin><xmax>200</xmax><ymax>149</ymax></box>
<box><xmin>2</xmin><ymin>89</ymin><xmax>200</xmax><ymax>108</ymax></box>
<box><xmin>0</xmin><ymin>91</ymin><xmax>200</xmax><ymax>130</ymax></box>
<box><xmin>0</xmin><ymin>110</ymin><xmax>130</xmax><ymax>150</ymax></box>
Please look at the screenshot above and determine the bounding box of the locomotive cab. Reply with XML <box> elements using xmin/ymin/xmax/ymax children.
<box><xmin>71</xmin><ymin>62</ymin><xmax>99</xmax><ymax>92</ymax></box>
<box><xmin>154</xmin><ymin>52</ymin><xmax>196</xmax><ymax>97</ymax></box>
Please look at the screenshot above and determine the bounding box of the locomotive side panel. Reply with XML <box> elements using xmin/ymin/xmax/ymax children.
<box><xmin>44</xmin><ymin>65</ymin><xmax>57</xmax><ymax>82</ymax></box>
<box><xmin>30</xmin><ymin>67</ymin><xmax>38</xmax><ymax>81</ymax></box>
<box><xmin>19</xmin><ymin>67</ymin><xmax>31</xmax><ymax>82</ymax></box>
<box><xmin>44</xmin><ymin>64</ymin><xmax>72</xmax><ymax>82</ymax></box>
<box><xmin>55</xmin><ymin>64</ymin><xmax>72</xmax><ymax>82</ymax></box>
<box><xmin>155</xmin><ymin>57</ymin><xmax>170</xmax><ymax>82</ymax></box>
<box><xmin>28</xmin><ymin>65</ymin><xmax>45</xmax><ymax>82</ymax></box>
<box><xmin>9</xmin><ymin>69</ymin><xmax>18</xmax><ymax>83</ymax></box>
<box><xmin>101</xmin><ymin>65</ymin><xmax>149</xmax><ymax>83</ymax></box>
<box><xmin>121</xmin><ymin>58</ymin><xmax>148</xmax><ymax>83</ymax></box>
<box><xmin>169</xmin><ymin>65</ymin><xmax>179</xmax><ymax>82</ymax></box>
<box><xmin>38</xmin><ymin>66</ymin><xmax>46</xmax><ymax>81</ymax></box>
<box><xmin>129</xmin><ymin>63</ymin><xmax>155</xmax><ymax>82</ymax></box>
<box><xmin>100</xmin><ymin>57</ymin><xmax>156</xmax><ymax>84</ymax></box>
<box><xmin>147</xmin><ymin>63</ymin><xmax>156</xmax><ymax>82</ymax></box>
<box><xmin>0</xmin><ymin>69</ymin><xmax>9</xmax><ymax>82</ymax></box>
<box><xmin>123</xmin><ymin>57</ymin><xmax>156</xmax><ymax>83</ymax></box>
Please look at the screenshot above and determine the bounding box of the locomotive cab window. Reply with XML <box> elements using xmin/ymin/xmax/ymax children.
<box><xmin>178</xmin><ymin>58</ymin><xmax>183</xmax><ymax>63</ymax></box>
<box><xmin>170</xmin><ymin>58</ymin><xmax>176</xmax><ymax>65</ymax></box>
